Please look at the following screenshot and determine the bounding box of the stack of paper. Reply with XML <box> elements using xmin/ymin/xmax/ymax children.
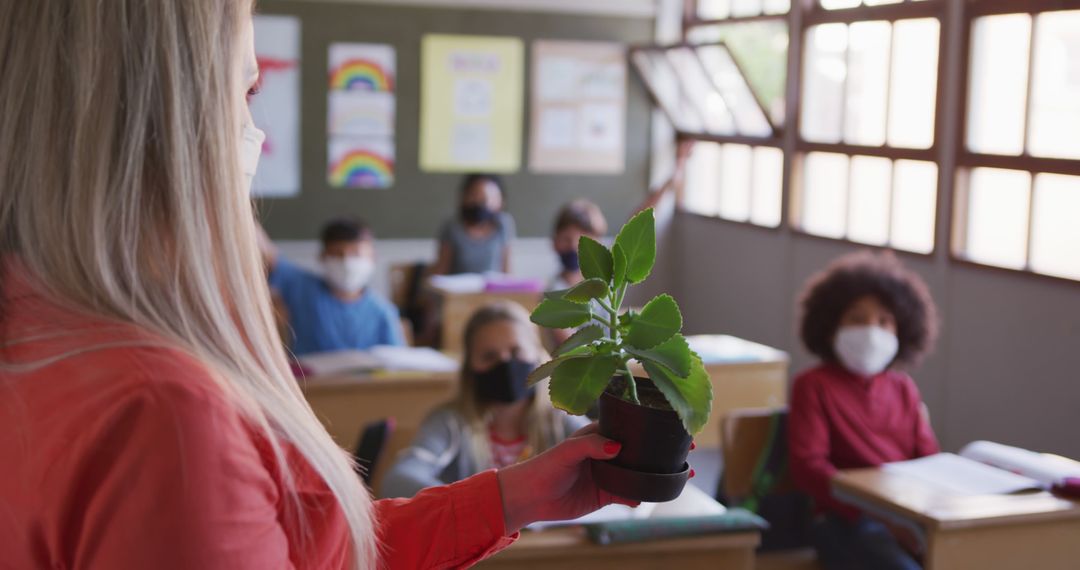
<box><xmin>960</xmin><ymin>440</ymin><xmax>1080</xmax><ymax>489</ymax></box>
<box><xmin>368</xmin><ymin>346</ymin><xmax>459</xmax><ymax>373</ymax></box>
<box><xmin>298</xmin><ymin>350</ymin><xmax>381</xmax><ymax>376</ymax></box>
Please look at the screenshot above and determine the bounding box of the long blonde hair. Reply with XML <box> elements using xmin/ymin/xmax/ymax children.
<box><xmin>455</xmin><ymin>302</ymin><xmax>568</xmax><ymax>468</ymax></box>
<box><xmin>0</xmin><ymin>1</ymin><xmax>375</xmax><ymax>567</ymax></box>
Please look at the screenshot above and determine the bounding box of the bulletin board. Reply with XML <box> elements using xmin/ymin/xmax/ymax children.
<box><xmin>255</xmin><ymin>1</ymin><xmax>654</xmax><ymax>239</ymax></box>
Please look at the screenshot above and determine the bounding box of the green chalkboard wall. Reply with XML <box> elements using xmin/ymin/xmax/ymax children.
<box><xmin>256</xmin><ymin>0</ymin><xmax>654</xmax><ymax>239</ymax></box>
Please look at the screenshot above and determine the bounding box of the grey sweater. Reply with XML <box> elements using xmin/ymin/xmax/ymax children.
<box><xmin>379</xmin><ymin>406</ymin><xmax>589</xmax><ymax>499</ymax></box>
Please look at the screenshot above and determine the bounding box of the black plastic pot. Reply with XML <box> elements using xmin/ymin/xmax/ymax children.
<box><xmin>591</xmin><ymin>376</ymin><xmax>692</xmax><ymax>502</ymax></box>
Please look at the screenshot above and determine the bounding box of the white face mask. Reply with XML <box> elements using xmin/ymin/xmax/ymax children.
<box><xmin>834</xmin><ymin>325</ymin><xmax>899</xmax><ymax>378</ymax></box>
<box><xmin>322</xmin><ymin>256</ymin><xmax>375</xmax><ymax>295</ymax></box>
<box><xmin>241</xmin><ymin>123</ymin><xmax>266</xmax><ymax>194</ymax></box>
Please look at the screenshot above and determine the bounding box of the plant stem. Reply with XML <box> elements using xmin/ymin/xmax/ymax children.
<box><xmin>622</xmin><ymin>360</ymin><xmax>639</xmax><ymax>404</ymax></box>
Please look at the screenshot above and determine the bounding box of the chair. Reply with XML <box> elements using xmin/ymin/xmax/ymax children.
<box><xmin>719</xmin><ymin>408</ymin><xmax>817</xmax><ymax>565</ymax></box>
<box><xmin>353</xmin><ymin>418</ymin><xmax>396</xmax><ymax>488</ymax></box>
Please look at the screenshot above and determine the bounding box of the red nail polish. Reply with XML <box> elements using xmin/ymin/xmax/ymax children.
<box><xmin>689</xmin><ymin>469</ymin><xmax>696</xmax><ymax>479</ymax></box>
<box><xmin>603</xmin><ymin>441</ymin><xmax>622</xmax><ymax>455</ymax></box>
<box><xmin>690</xmin><ymin>441</ymin><xmax>697</xmax><ymax>451</ymax></box>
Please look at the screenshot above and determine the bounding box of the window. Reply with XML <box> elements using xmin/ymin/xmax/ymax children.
<box><xmin>697</xmin><ymin>0</ymin><xmax>790</xmax><ymax>20</ymax></box>
<box><xmin>798</xmin><ymin>153</ymin><xmax>937</xmax><ymax>252</ymax></box>
<box><xmin>684</xmin><ymin>142</ymin><xmax>783</xmax><ymax>227</ymax></box>
<box><xmin>686</xmin><ymin>21</ymin><xmax>789</xmax><ymax>124</ymax></box>
<box><xmin>793</xmin><ymin>1</ymin><xmax>943</xmax><ymax>252</ymax></box>
<box><xmin>954</xmin><ymin>5</ymin><xmax>1080</xmax><ymax>281</ymax></box>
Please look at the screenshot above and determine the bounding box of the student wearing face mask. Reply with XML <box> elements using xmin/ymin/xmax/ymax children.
<box><xmin>430</xmin><ymin>173</ymin><xmax>516</xmax><ymax>275</ymax></box>
<box><xmin>549</xmin><ymin>200</ymin><xmax>609</xmax><ymax>346</ymax></box>
<box><xmin>788</xmin><ymin>251</ymin><xmax>940</xmax><ymax>570</ymax></box>
<box><xmin>263</xmin><ymin>217</ymin><xmax>405</xmax><ymax>355</ymax></box>
<box><xmin>381</xmin><ymin>301</ymin><xmax>588</xmax><ymax>498</ymax></box>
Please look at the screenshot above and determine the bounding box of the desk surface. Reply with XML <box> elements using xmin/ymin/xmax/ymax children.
<box><xmin>476</xmin><ymin>525</ymin><xmax>759</xmax><ymax>570</ymax></box>
<box><xmin>833</xmin><ymin>467</ymin><xmax>1080</xmax><ymax>531</ymax></box>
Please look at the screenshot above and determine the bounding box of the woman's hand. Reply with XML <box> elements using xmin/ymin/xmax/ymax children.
<box><xmin>496</xmin><ymin>424</ymin><xmax>639</xmax><ymax>532</ymax></box>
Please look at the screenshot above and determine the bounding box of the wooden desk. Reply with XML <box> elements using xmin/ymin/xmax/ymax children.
<box><xmin>432</xmin><ymin>288</ymin><xmax>541</xmax><ymax>356</ymax></box>
<box><xmin>476</xmin><ymin>525</ymin><xmax>759</xmax><ymax>570</ymax></box>
<box><xmin>633</xmin><ymin>335</ymin><xmax>789</xmax><ymax>448</ymax></box>
<box><xmin>301</xmin><ymin>372</ymin><xmax>456</xmax><ymax>450</ymax></box>
<box><xmin>833</xmin><ymin>468</ymin><xmax>1080</xmax><ymax>570</ymax></box>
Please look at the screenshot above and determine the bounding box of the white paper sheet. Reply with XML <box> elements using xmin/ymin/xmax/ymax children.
<box><xmin>368</xmin><ymin>346</ymin><xmax>459</xmax><ymax>373</ymax></box>
<box><xmin>537</xmin><ymin>108</ymin><xmax>577</xmax><ymax>149</ymax></box>
<box><xmin>883</xmin><ymin>453</ymin><xmax>1043</xmax><ymax>496</ymax></box>
<box><xmin>299</xmin><ymin>350</ymin><xmax>381</xmax><ymax>376</ymax></box>
<box><xmin>526</xmin><ymin>482</ymin><xmax>726</xmax><ymax>530</ymax></box>
<box><xmin>960</xmin><ymin>441</ymin><xmax>1080</xmax><ymax>488</ymax></box>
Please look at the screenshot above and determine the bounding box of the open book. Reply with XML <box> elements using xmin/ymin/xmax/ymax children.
<box><xmin>883</xmin><ymin>441</ymin><xmax>1080</xmax><ymax>496</ymax></box>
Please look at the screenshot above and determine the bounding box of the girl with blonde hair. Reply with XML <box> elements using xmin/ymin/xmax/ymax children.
<box><xmin>0</xmin><ymin>1</ymin><xmax>632</xmax><ymax>568</ymax></box>
<box><xmin>382</xmin><ymin>302</ymin><xmax>588</xmax><ymax>498</ymax></box>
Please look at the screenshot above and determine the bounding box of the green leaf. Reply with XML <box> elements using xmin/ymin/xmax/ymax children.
<box><xmin>578</xmin><ymin>236</ymin><xmax>613</xmax><ymax>282</ymax></box>
<box><xmin>544</xmin><ymin>288</ymin><xmax>571</xmax><ymax>301</ymax></box>
<box><xmin>614</xmin><ymin>208</ymin><xmax>656</xmax><ymax>284</ymax></box>
<box><xmin>563</xmin><ymin>278</ymin><xmax>610</xmax><ymax>304</ymax></box>
<box><xmin>625</xmin><ymin>294</ymin><xmax>682</xmax><ymax>349</ymax></box>
<box><xmin>554</xmin><ymin>325</ymin><xmax>606</xmax><ymax>357</ymax></box>
<box><xmin>527</xmin><ymin>350</ymin><xmax>592</xmax><ymax>386</ymax></box>
<box><xmin>643</xmin><ymin>353</ymin><xmax>713</xmax><ymax>435</ymax></box>
<box><xmin>612</xmin><ymin>243</ymin><xmax>628</xmax><ymax>293</ymax></box>
<box><xmin>530</xmin><ymin>297</ymin><xmax>592</xmax><ymax>329</ymax></box>
<box><xmin>549</xmin><ymin>356</ymin><xmax>618</xmax><ymax>415</ymax></box>
<box><xmin>626</xmin><ymin>334</ymin><xmax>692</xmax><ymax>378</ymax></box>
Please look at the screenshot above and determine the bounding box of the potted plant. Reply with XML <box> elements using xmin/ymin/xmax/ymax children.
<box><xmin>528</xmin><ymin>208</ymin><xmax>712</xmax><ymax>503</ymax></box>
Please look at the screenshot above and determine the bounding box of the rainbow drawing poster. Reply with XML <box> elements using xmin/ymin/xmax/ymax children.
<box><xmin>328</xmin><ymin>137</ymin><xmax>395</xmax><ymax>190</ymax></box>
<box><xmin>328</xmin><ymin>43</ymin><xmax>396</xmax><ymax>93</ymax></box>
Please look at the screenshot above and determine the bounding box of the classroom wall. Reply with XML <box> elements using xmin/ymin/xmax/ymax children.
<box><xmin>657</xmin><ymin>213</ymin><xmax>1080</xmax><ymax>460</ymax></box>
<box><xmin>256</xmin><ymin>0</ymin><xmax>655</xmax><ymax>240</ymax></box>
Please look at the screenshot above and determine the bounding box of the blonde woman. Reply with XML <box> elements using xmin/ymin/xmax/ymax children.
<box><xmin>0</xmin><ymin>2</ymin><xmax>634</xmax><ymax>568</ymax></box>
<box><xmin>382</xmin><ymin>302</ymin><xmax>588</xmax><ymax>498</ymax></box>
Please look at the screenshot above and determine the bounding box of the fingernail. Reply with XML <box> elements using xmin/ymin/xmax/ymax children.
<box><xmin>690</xmin><ymin>442</ymin><xmax>697</xmax><ymax>451</ymax></box>
<box><xmin>689</xmin><ymin>469</ymin><xmax>696</xmax><ymax>479</ymax></box>
<box><xmin>603</xmin><ymin>441</ymin><xmax>622</xmax><ymax>455</ymax></box>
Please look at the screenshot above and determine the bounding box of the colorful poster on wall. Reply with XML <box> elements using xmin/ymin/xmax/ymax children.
<box><xmin>529</xmin><ymin>40</ymin><xmax>627</xmax><ymax>174</ymax></box>
<box><xmin>328</xmin><ymin>137</ymin><xmax>395</xmax><ymax>190</ymax></box>
<box><xmin>327</xmin><ymin>43</ymin><xmax>396</xmax><ymax>189</ymax></box>
<box><xmin>250</xmin><ymin>15</ymin><xmax>301</xmax><ymax>198</ymax></box>
<box><xmin>419</xmin><ymin>34</ymin><xmax>524</xmax><ymax>173</ymax></box>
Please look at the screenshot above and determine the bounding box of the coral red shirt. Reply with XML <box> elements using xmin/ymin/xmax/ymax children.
<box><xmin>0</xmin><ymin>263</ymin><xmax>516</xmax><ymax>569</ymax></box>
<box><xmin>788</xmin><ymin>363</ymin><xmax>939</xmax><ymax>520</ymax></box>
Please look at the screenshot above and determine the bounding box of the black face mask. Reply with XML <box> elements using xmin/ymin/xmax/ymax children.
<box><xmin>474</xmin><ymin>358</ymin><xmax>535</xmax><ymax>404</ymax></box>
<box><xmin>461</xmin><ymin>204</ymin><xmax>494</xmax><ymax>225</ymax></box>
<box><xmin>558</xmin><ymin>250</ymin><xmax>580</xmax><ymax>272</ymax></box>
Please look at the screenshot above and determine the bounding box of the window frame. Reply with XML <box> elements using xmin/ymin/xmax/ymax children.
<box><xmin>951</xmin><ymin>0</ymin><xmax>1080</xmax><ymax>283</ymax></box>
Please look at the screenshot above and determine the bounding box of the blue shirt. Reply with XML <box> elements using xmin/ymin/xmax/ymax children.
<box><xmin>269</xmin><ymin>258</ymin><xmax>405</xmax><ymax>355</ymax></box>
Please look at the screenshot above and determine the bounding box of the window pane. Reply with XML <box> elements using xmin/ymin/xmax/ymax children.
<box><xmin>802</xmin><ymin>24</ymin><xmax>848</xmax><ymax>143</ymax></box>
<box><xmin>801</xmin><ymin>152</ymin><xmax>849</xmax><ymax>238</ymax></box>
<box><xmin>763</xmin><ymin>0</ymin><xmax>790</xmax><ymax>15</ymax></box>
<box><xmin>887</xmin><ymin>19</ymin><xmax>939</xmax><ymax>149</ymax></box>
<box><xmin>731</xmin><ymin>0</ymin><xmax>762</xmax><ymax>18</ymax></box>
<box><xmin>1028</xmin><ymin>10</ymin><xmax>1080</xmax><ymax>160</ymax></box>
<box><xmin>699</xmin><ymin>0</ymin><xmax>731</xmax><ymax>20</ymax></box>
<box><xmin>751</xmin><ymin>146</ymin><xmax>784</xmax><ymax>227</ymax></box>
<box><xmin>697</xmin><ymin>45</ymin><xmax>773</xmax><ymax>137</ymax></box>
<box><xmin>667</xmin><ymin>48</ymin><xmax>737</xmax><ymax>135</ymax></box>
<box><xmin>966</xmin><ymin>14</ymin><xmax>1032</xmax><ymax>156</ymax></box>
<box><xmin>688</xmin><ymin>22</ymin><xmax>789</xmax><ymax>126</ymax></box>
<box><xmin>1030</xmin><ymin>174</ymin><xmax>1080</xmax><ymax>280</ymax></box>
<box><xmin>890</xmin><ymin>160</ymin><xmax>937</xmax><ymax>253</ymax></box>
<box><xmin>845</xmin><ymin>21</ymin><xmax>892</xmax><ymax>146</ymax></box>
<box><xmin>964</xmin><ymin>168</ymin><xmax>1031</xmax><ymax>269</ymax></box>
<box><xmin>821</xmin><ymin>0</ymin><xmax>860</xmax><ymax>9</ymax></box>
<box><xmin>632</xmin><ymin>52</ymin><xmax>704</xmax><ymax>133</ymax></box>
<box><xmin>684</xmin><ymin>142</ymin><xmax>723</xmax><ymax>216</ymax></box>
<box><xmin>718</xmin><ymin>144</ymin><xmax>753</xmax><ymax>221</ymax></box>
<box><xmin>864</xmin><ymin>0</ymin><xmax>903</xmax><ymax>5</ymax></box>
<box><xmin>848</xmin><ymin>156</ymin><xmax>892</xmax><ymax>246</ymax></box>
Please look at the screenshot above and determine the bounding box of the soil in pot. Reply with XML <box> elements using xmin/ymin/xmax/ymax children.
<box><xmin>592</xmin><ymin>376</ymin><xmax>692</xmax><ymax>502</ymax></box>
